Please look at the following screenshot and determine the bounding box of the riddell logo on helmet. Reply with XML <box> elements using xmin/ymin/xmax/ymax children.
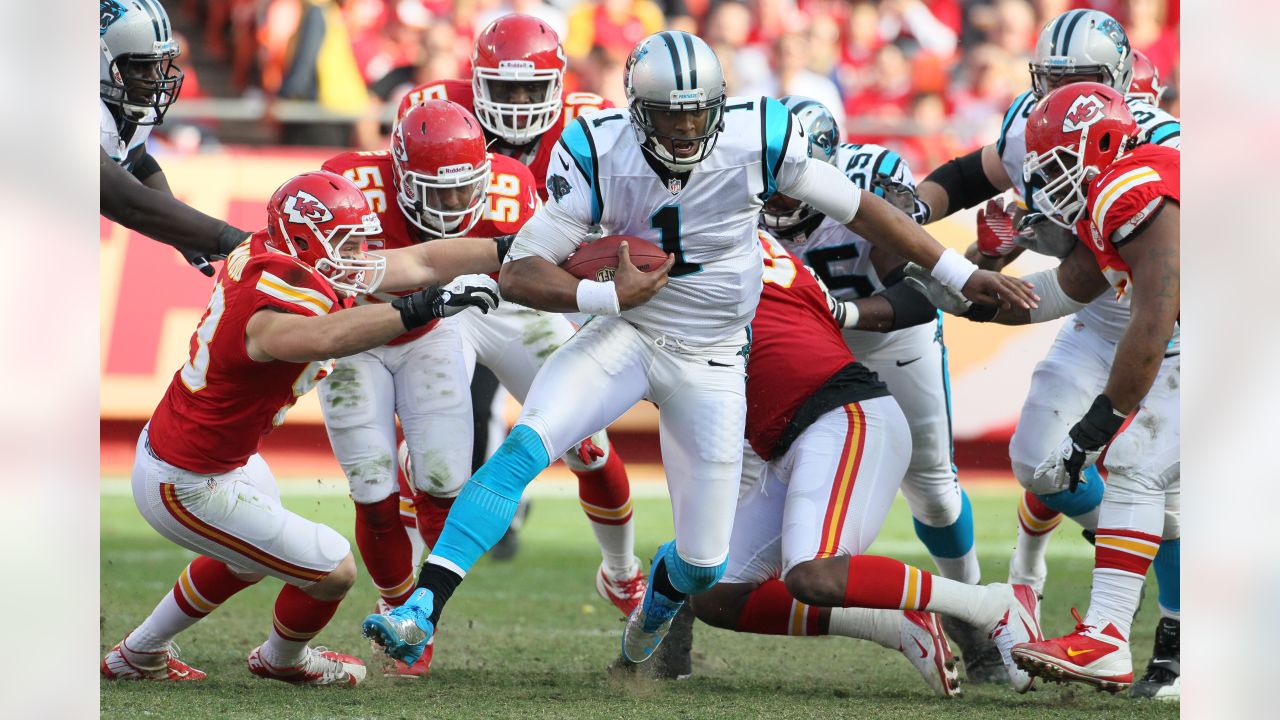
<box><xmin>499</xmin><ymin>60</ymin><xmax>535</xmax><ymax>70</ymax></box>
<box><xmin>1062</xmin><ymin>95</ymin><xmax>1105</xmax><ymax>133</ymax></box>
<box><xmin>283</xmin><ymin>191</ymin><xmax>334</xmax><ymax>224</ymax></box>
<box><xmin>437</xmin><ymin>163</ymin><xmax>475</xmax><ymax>176</ymax></box>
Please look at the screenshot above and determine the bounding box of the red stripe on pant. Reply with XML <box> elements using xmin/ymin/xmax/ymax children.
<box><xmin>816</xmin><ymin>404</ymin><xmax>865</xmax><ymax>559</ymax></box>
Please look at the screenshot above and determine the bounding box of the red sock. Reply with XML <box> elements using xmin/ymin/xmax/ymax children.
<box><xmin>415</xmin><ymin>492</ymin><xmax>455</xmax><ymax>549</ymax></box>
<box><xmin>354</xmin><ymin>495</ymin><xmax>414</xmax><ymax>606</ymax></box>
<box><xmin>1094</xmin><ymin>527</ymin><xmax>1162</xmax><ymax>576</ymax></box>
<box><xmin>272</xmin><ymin>584</ymin><xmax>342</xmax><ymax>644</ymax></box>
<box><xmin>575</xmin><ymin>449</ymin><xmax>633</xmax><ymax>526</ymax></box>
<box><xmin>843</xmin><ymin>555</ymin><xmax>933</xmax><ymax>610</ymax></box>
<box><xmin>171</xmin><ymin>555</ymin><xmax>257</xmax><ymax>619</ymax></box>
<box><xmin>736</xmin><ymin>579</ymin><xmax>822</xmax><ymax>636</ymax></box>
<box><xmin>1017</xmin><ymin>490</ymin><xmax>1063</xmax><ymax>536</ymax></box>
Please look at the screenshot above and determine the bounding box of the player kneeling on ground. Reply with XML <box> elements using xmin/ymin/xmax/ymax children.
<box><xmin>905</xmin><ymin>83</ymin><xmax>1179</xmax><ymax>693</ymax></box>
<box><xmin>102</xmin><ymin>171</ymin><xmax>502</xmax><ymax>686</ymax></box>
<box><xmin>689</xmin><ymin>232</ymin><xmax>1044</xmax><ymax>697</ymax></box>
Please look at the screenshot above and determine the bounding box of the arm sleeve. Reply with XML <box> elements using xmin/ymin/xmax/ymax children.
<box><xmin>129</xmin><ymin>150</ymin><xmax>163</xmax><ymax>183</ymax></box>
<box><xmin>778</xmin><ymin>158</ymin><xmax>863</xmax><ymax>225</ymax></box>
<box><xmin>506</xmin><ymin>141</ymin><xmax>593</xmax><ymax>265</ymax></box>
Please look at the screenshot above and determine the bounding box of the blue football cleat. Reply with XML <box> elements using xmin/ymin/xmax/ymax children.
<box><xmin>621</xmin><ymin>542</ymin><xmax>685</xmax><ymax>664</ymax></box>
<box><xmin>362</xmin><ymin>588</ymin><xmax>435</xmax><ymax>665</ymax></box>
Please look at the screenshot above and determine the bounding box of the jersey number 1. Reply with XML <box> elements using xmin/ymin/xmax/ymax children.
<box><xmin>650</xmin><ymin>206</ymin><xmax>702</xmax><ymax>277</ymax></box>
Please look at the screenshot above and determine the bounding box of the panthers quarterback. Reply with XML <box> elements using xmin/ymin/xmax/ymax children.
<box><xmin>362</xmin><ymin>30</ymin><xmax>1036</xmax><ymax>668</ymax></box>
<box><xmin>912</xmin><ymin>8</ymin><xmax>1181</xmax><ymax>698</ymax></box>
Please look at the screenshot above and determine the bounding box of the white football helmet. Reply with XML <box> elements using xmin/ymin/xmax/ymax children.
<box><xmin>1029</xmin><ymin>9</ymin><xmax>1133</xmax><ymax>98</ymax></box>
<box><xmin>100</xmin><ymin>0</ymin><xmax>184</xmax><ymax>125</ymax></box>
<box><xmin>624</xmin><ymin>32</ymin><xmax>727</xmax><ymax>172</ymax></box>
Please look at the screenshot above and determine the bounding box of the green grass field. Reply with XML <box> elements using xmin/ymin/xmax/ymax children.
<box><xmin>101</xmin><ymin>479</ymin><xmax>1178</xmax><ymax>720</ymax></box>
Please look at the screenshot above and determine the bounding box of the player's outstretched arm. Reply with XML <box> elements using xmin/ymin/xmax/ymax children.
<box><xmin>916</xmin><ymin>144</ymin><xmax>1011</xmax><ymax>223</ymax></box>
<box><xmin>374</xmin><ymin>237</ymin><xmax>501</xmax><ymax>293</ymax></box>
<box><xmin>99</xmin><ymin>148</ymin><xmax>249</xmax><ymax>268</ymax></box>
<box><xmin>1103</xmin><ymin>203</ymin><xmax>1180</xmax><ymax>414</ymax></box>
<box><xmin>244</xmin><ymin>278</ymin><xmax>500</xmax><ymax>363</ymax></box>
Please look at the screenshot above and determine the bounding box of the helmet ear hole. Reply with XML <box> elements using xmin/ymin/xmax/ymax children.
<box><xmin>293</xmin><ymin>236</ymin><xmax>310</xmax><ymax>252</ymax></box>
<box><xmin>1099</xmin><ymin>134</ymin><xmax>1112</xmax><ymax>152</ymax></box>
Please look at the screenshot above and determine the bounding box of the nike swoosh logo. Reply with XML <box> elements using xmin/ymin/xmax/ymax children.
<box><xmin>911</xmin><ymin>636</ymin><xmax>929</xmax><ymax>659</ymax></box>
<box><xmin>1066</xmin><ymin>647</ymin><xmax>1095</xmax><ymax>657</ymax></box>
<box><xmin>707</xmin><ymin>360</ymin><xmax>733</xmax><ymax>367</ymax></box>
<box><xmin>895</xmin><ymin>357</ymin><xmax>922</xmax><ymax>367</ymax></box>
<box><xmin>559</xmin><ymin>156</ymin><xmax>570</xmax><ymax>170</ymax></box>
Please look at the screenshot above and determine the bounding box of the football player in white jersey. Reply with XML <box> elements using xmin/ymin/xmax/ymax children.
<box><xmin>912</xmin><ymin>9</ymin><xmax>1181</xmax><ymax>699</ymax></box>
<box><xmin>361</xmin><ymin>30</ymin><xmax>1036</xmax><ymax>668</ymax></box>
<box><xmin>99</xmin><ymin>1</ymin><xmax>248</xmax><ymax>272</ymax></box>
<box><xmin>751</xmin><ymin>96</ymin><xmax>1005</xmax><ymax>683</ymax></box>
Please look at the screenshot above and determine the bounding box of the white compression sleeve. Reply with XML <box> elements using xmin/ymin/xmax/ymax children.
<box><xmin>1025</xmin><ymin>268</ymin><xmax>1088</xmax><ymax>323</ymax></box>
<box><xmin>777</xmin><ymin>158</ymin><xmax>862</xmax><ymax>225</ymax></box>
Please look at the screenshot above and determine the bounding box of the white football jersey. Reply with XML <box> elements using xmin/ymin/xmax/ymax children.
<box><xmin>510</xmin><ymin>97</ymin><xmax>811</xmax><ymax>344</ymax></box>
<box><xmin>100</xmin><ymin>98</ymin><xmax>155</xmax><ymax>171</ymax></box>
<box><xmin>770</xmin><ymin>143</ymin><xmax>934</xmax><ymax>355</ymax></box>
<box><xmin>995</xmin><ymin>90</ymin><xmax>1181</xmax><ymax>346</ymax></box>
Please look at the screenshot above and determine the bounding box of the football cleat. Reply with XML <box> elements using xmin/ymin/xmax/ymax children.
<box><xmin>941</xmin><ymin>615</ymin><xmax>1007</xmax><ymax>685</ymax></box>
<box><xmin>1012</xmin><ymin>608</ymin><xmax>1133</xmax><ymax>693</ymax></box>
<box><xmin>901</xmin><ymin>611</ymin><xmax>962</xmax><ymax>698</ymax></box>
<box><xmin>247</xmin><ymin>645</ymin><xmax>366</xmax><ymax>687</ymax></box>
<box><xmin>101</xmin><ymin>636</ymin><xmax>206</xmax><ymax>681</ymax></box>
<box><xmin>596</xmin><ymin>559</ymin><xmax>647</xmax><ymax>617</ymax></box>
<box><xmin>979</xmin><ymin>583</ymin><xmax>1044</xmax><ymax>693</ymax></box>
<box><xmin>363</xmin><ymin>588</ymin><xmax>434</xmax><ymax>665</ymax></box>
<box><xmin>1131</xmin><ymin>616</ymin><xmax>1179</xmax><ymax>700</ymax></box>
<box><xmin>372</xmin><ymin>599</ymin><xmax>433</xmax><ymax>678</ymax></box>
<box><xmin>621</xmin><ymin>543</ymin><xmax>685</xmax><ymax>664</ymax></box>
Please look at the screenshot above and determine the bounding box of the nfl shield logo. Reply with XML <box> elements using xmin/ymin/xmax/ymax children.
<box><xmin>667</xmin><ymin>177</ymin><xmax>682</xmax><ymax>194</ymax></box>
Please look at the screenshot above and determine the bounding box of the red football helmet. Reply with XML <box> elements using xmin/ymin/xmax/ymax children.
<box><xmin>391</xmin><ymin>100</ymin><xmax>491</xmax><ymax>238</ymax></box>
<box><xmin>1127</xmin><ymin>50</ymin><xmax>1166</xmax><ymax>107</ymax></box>
<box><xmin>471</xmin><ymin>13</ymin><xmax>566</xmax><ymax>145</ymax></box>
<box><xmin>1023</xmin><ymin>83</ymin><xmax>1137</xmax><ymax>228</ymax></box>
<box><xmin>265</xmin><ymin>171</ymin><xmax>385</xmax><ymax>295</ymax></box>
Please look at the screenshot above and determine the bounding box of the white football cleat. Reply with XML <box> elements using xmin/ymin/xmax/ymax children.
<box><xmin>101</xmin><ymin>635</ymin><xmax>206</xmax><ymax>681</ymax></box>
<box><xmin>978</xmin><ymin>583</ymin><xmax>1043</xmax><ymax>693</ymax></box>
<box><xmin>596</xmin><ymin>559</ymin><xmax>647</xmax><ymax>618</ymax></box>
<box><xmin>900</xmin><ymin>611</ymin><xmax>961</xmax><ymax>698</ymax></box>
<box><xmin>247</xmin><ymin>645</ymin><xmax>366</xmax><ymax>687</ymax></box>
<box><xmin>1012</xmin><ymin>609</ymin><xmax>1133</xmax><ymax>693</ymax></box>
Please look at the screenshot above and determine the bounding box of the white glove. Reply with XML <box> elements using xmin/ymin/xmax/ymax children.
<box><xmin>902</xmin><ymin>262</ymin><xmax>973</xmax><ymax>316</ymax></box>
<box><xmin>438</xmin><ymin>274</ymin><xmax>500</xmax><ymax>317</ymax></box>
<box><xmin>1014</xmin><ymin>212</ymin><xmax>1077</xmax><ymax>258</ymax></box>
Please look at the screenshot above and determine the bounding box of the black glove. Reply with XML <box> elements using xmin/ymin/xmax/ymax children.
<box><xmin>180</xmin><ymin>226</ymin><xmax>251</xmax><ymax>277</ymax></box>
<box><xmin>392</xmin><ymin>274</ymin><xmax>500</xmax><ymax>330</ymax></box>
<box><xmin>1062</xmin><ymin>394</ymin><xmax>1129</xmax><ymax>491</ymax></box>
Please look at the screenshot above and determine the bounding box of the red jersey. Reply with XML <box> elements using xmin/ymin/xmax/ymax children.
<box><xmin>321</xmin><ymin>149</ymin><xmax>539</xmax><ymax>343</ymax></box>
<box><xmin>1073</xmin><ymin>144</ymin><xmax>1180</xmax><ymax>306</ymax></box>
<box><xmin>148</xmin><ymin>235</ymin><xmax>341</xmax><ymax>474</ymax></box>
<box><xmin>396</xmin><ymin>78</ymin><xmax>611</xmax><ymax>195</ymax></box>
<box><xmin>746</xmin><ymin>232</ymin><xmax>889</xmax><ymax>460</ymax></box>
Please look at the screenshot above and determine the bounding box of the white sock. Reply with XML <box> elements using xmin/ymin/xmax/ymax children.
<box><xmin>406</xmin><ymin>525</ymin><xmax>426</xmax><ymax>568</ymax></box>
<box><xmin>260</xmin><ymin>629</ymin><xmax>310</xmax><ymax>669</ymax></box>
<box><xmin>1007</xmin><ymin>525</ymin><xmax>1052</xmax><ymax>592</ymax></box>
<box><xmin>828</xmin><ymin>607</ymin><xmax>902</xmax><ymax>650</ymax></box>
<box><xmin>129</xmin><ymin>593</ymin><xmax>201</xmax><ymax>653</ymax></box>
<box><xmin>1085</xmin><ymin>568</ymin><xmax>1143</xmax><ymax>638</ymax></box>
<box><xmin>932</xmin><ymin>549</ymin><xmax>980</xmax><ymax>585</ymax></box>
<box><xmin>924</xmin><ymin>576</ymin><xmax>994</xmax><ymax>630</ymax></box>
<box><xmin>1160</xmin><ymin>605</ymin><xmax>1180</xmax><ymax>622</ymax></box>
<box><xmin>593</xmin><ymin>521</ymin><xmax>637</xmax><ymax>576</ymax></box>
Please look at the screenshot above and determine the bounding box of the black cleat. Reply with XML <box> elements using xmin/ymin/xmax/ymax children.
<box><xmin>941</xmin><ymin>615</ymin><xmax>1007</xmax><ymax>685</ymax></box>
<box><xmin>1131</xmin><ymin>616</ymin><xmax>1179</xmax><ymax>700</ymax></box>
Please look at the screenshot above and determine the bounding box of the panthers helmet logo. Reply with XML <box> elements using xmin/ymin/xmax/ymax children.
<box><xmin>100</xmin><ymin>0</ymin><xmax>127</xmax><ymax>35</ymax></box>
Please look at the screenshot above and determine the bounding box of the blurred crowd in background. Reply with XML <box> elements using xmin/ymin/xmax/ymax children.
<box><xmin>165</xmin><ymin>0</ymin><xmax>1179</xmax><ymax>171</ymax></box>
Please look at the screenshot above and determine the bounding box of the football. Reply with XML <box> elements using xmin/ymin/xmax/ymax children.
<box><xmin>560</xmin><ymin>235</ymin><xmax>668</xmax><ymax>282</ymax></box>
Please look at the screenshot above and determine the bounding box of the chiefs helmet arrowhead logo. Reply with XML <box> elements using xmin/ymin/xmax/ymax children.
<box><xmin>283</xmin><ymin>190</ymin><xmax>334</xmax><ymax>224</ymax></box>
<box><xmin>1062</xmin><ymin>94</ymin><xmax>1106</xmax><ymax>133</ymax></box>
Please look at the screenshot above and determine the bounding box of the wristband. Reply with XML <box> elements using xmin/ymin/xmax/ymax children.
<box><xmin>834</xmin><ymin>300</ymin><xmax>860</xmax><ymax>329</ymax></box>
<box><xmin>931</xmin><ymin>248</ymin><xmax>979</xmax><ymax>291</ymax></box>
<box><xmin>575</xmin><ymin>280</ymin><xmax>621</xmax><ymax>316</ymax></box>
<box><xmin>495</xmin><ymin>235</ymin><xmax>514</xmax><ymax>263</ymax></box>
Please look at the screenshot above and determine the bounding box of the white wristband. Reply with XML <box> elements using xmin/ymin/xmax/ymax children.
<box><xmin>930</xmin><ymin>248</ymin><xmax>979</xmax><ymax>291</ymax></box>
<box><xmin>575</xmin><ymin>279</ymin><xmax>621</xmax><ymax>316</ymax></box>
<box><xmin>837</xmin><ymin>300</ymin><xmax>860</xmax><ymax>329</ymax></box>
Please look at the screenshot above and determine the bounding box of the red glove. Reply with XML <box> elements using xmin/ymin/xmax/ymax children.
<box><xmin>576</xmin><ymin>437</ymin><xmax>606</xmax><ymax>466</ymax></box>
<box><xmin>976</xmin><ymin>199</ymin><xmax>1018</xmax><ymax>257</ymax></box>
